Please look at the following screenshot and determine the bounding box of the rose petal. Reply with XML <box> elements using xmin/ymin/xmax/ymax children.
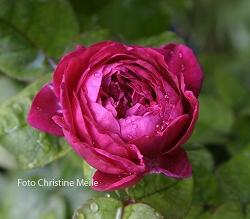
<box><xmin>119</xmin><ymin>113</ymin><xmax>161</xmax><ymax>141</ymax></box>
<box><xmin>89</xmin><ymin>102</ymin><xmax>120</xmax><ymax>134</ymax></box>
<box><xmin>165</xmin><ymin>86</ymin><xmax>199</xmax><ymax>154</ymax></box>
<box><xmin>85</xmin><ymin>71</ymin><xmax>103</xmax><ymax>102</ymax></box>
<box><xmin>131</xmin><ymin>114</ymin><xmax>189</xmax><ymax>158</ymax></box>
<box><xmin>53</xmin><ymin>46</ymin><xmax>86</xmax><ymax>97</ymax></box>
<box><xmin>27</xmin><ymin>83</ymin><xmax>63</xmax><ymax>136</ymax></box>
<box><xmin>151</xmin><ymin>147</ymin><xmax>192</xmax><ymax>178</ymax></box>
<box><xmin>63</xmin><ymin>129</ymin><xmax>125</xmax><ymax>175</ymax></box>
<box><xmin>161</xmin><ymin>43</ymin><xmax>203</xmax><ymax>97</ymax></box>
<box><xmin>92</xmin><ymin>171</ymin><xmax>142</xmax><ymax>191</ymax></box>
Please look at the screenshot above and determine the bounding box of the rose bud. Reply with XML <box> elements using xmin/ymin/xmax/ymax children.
<box><xmin>27</xmin><ymin>41</ymin><xmax>203</xmax><ymax>191</ymax></box>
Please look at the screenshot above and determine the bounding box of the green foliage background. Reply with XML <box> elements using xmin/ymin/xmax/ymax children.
<box><xmin>0</xmin><ymin>0</ymin><xmax>250</xmax><ymax>218</ymax></box>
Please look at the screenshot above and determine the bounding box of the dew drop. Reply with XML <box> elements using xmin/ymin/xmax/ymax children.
<box><xmin>36</xmin><ymin>107</ymin><xmax>42</xmax><ymax>111</ymax></box>
<box><xmin>181</xmin><ymin>64</ymin><xmax>185</xmax><ymax>71</ymax></box>
<box><xmin>90</xmin><ymin>202</ymin><xmax>99</xmax><ymax>213</ymax></box>
<box><xmin>178</xmin><ymin>52</ymin><xmax>183</xmax><ymax>58</ymax></box>
<box><xmin>164</xmin><ymin>94</ymin><xmax>169</xmax><ymax>100</ymax></box>
<box><xmin>28</xmin><ymin>163</ymin><xmax>35</xmax><ymax>168</ymax></box>
<box><xmin>127</xmin><ymin>134</ymin><xmax>133</xmax><ymax>139</ymax></box>
<box><xmin>94</xmin><ymin>72</ymin><xmax>101</xmax><ymax>77</ymax></box>
<box><xmin>125</xmin><ymin>119</ymin><xmax>130</xmax><ymax>124</ymax></box>
<box><xmin>155</xmin><ymin>124</ymin><xmax>161</xmax><ymax>133</ymax></box>
<box><xmin>105</xmin><ymin>193</ymin><xmax>111</xmax><ymax>198</ymax></box>
<box><xmin>163</xmin><ymin>120</ymin><xmax>169</xmax><ymax>126</ymax></box>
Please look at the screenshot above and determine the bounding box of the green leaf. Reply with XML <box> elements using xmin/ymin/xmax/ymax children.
<box><xmin>0</xmin><ymin>146</ymin><xmax>17</xmax><ymax>169</ymax></box>
<box><xmin>183</xmin><ymin>205</ymin><xmax>203</xmax><ymax>219</ymax></box>
<box><xmin>0</xmin><ymin>0</ymin><xmax>78</xmax><ymax>80</ymax></box>
<box><xmin>65</xmin><ymin>29</ymin><xmax>110</xmax><ymax>52</ymax></box>
<box><xmin>216</xmin><ymin>144</ymin><xmax>250</xmax><ymax>203</ymax></box>
<box><xmin>208</xmin><ymin>202</ymin><xmax>244</xmax><ymax>219</ymax></box>
<box><xmin>73</xmin><ymin>197</ymin><xmax>123</xmax><ymax>219</ymax></box>
<box><xmin>189</xmin><ymin>94</ymin><xmax>234</xmax><ymax>144</ymax></box>
<box><xmin>188</xmin><ymin>148</ymin><xmax>219</xmax><ymax>205</ymax></box>
<box><xmin>73</xmin><ymin>197</ymin><xmax>164</xmax><ymax>219</ymax></box>
<box><xmin>23</xmin><ymin>152</ymin><xmax>99</xmax><ymax>217</ymax></box>
<box><xmin>58</xmin><ymin>152</ymin><xmax>101</xmax><ymax>215</ymax></box>
<box><xmin>135</xmin><ymin>31</ymin><xmax>183</xmax><ymax>47</ymax></box>
<box><xmin>227</xmin><ymin>112</ymin><xmax>250</xmax><ymax>155</ymax></box>
<box><xmin>246</xmin><ymin>204</ymin><xmax>250</xmax><ymax>219</ymax></box>
<box><xmin>0</xmin><ymin>75</ymin><xmax>24</xmax><ymax>104</ymax></box>
<box><xmin>213</xmin><ymin>70</ymin><xmax>249</xmax><ymax>110</ymax></box>
<box><xmin>82</xmin><ymin>160</ymin><xmax>96</xmax><ymax>183</ymax></box>
<box><xmin>123</xmin><ymin>203</ymin><xmax>164</xmax><ymax>219</ymax></box>
<box><xmin>1</xmin><ymin>179</ymin><xmax>67</xmax><ymax>219</ymax></box>
<box><xmin>0</xmin><ymin>75</ymin><xmax>70</xmax><ymax>169</ymax></box>
<box><xmin>128</xmin><ymin>174</ymin><xmax>193</xmax><ymax>219</ymax></box>
<box><xmin>99</xmin><ymin>0</ymin><xmax>170</xmax><ymax>40</ymax></box>
<box><xmin>0</xmin><ymin>75</ymin><xmax>24</xmax><ymax>169</ymax></box>
<box><xmin>69</xmin><ymin>0</ymin><xmax>112</xmax><ymax>31</ymax></box>
<box><xmin>82</xmin><ymin>162</ymin><xmax>192</xmax><ymax>218</ymax></box>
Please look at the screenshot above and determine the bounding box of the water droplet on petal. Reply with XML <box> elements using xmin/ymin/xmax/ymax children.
<box><xmin>127</xmin><ymin>134</ymin><xmax>132</xmax><ymax>139</ymax></box>
<box><xmin>163</xmin><ymin>120</ymin><xmax>169</xmax><ymax>126</ymax></box>
<box><xmin>94</xmin><ymin>72</ymin><xmax>101</xmax><ymax>77</ymax></box>
<box><xmin>155</xmin><ymin>124</ymin><xmax>161</xmax><ymax>133</ymax></box>
<box><xmin>181</xmin><ymin>64</ymin><xmax>185</xmax><ymax>71</ymax></box>
<box><xmin>90</xmin><ymin>202</ymin><xmax>99</xmax><ymax>213</ymax></box>
<box><xmin>125</xmin><ymin>119</ymin><xmax>130</xmax><ymax>124</ymax></box>
<box><xmin>164</xmin><ymin>94</ymin><xmax>169</xmax><ymax>100</ymax></box>
<box><xmin>36</xmin><ymin>107</ymin><xmax>42</xmax><ymax>111</ymax></box>
<box><xmin>179</xmin><ymin>52</ymin><xmax>183</xmax><ymax>58</ymax></box>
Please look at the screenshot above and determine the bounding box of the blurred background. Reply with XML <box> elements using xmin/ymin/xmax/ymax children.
<box><xmin>0</xmin><ymin>0</ymin><xmax>250</xmax><ymax>218</ymax></box>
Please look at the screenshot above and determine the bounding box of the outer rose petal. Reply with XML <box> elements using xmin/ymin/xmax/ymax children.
<box><xmin>152</xmin><ymin>148</ymin><xmax>192</xmax><ymax>178</ymax></box>
<box><xmin>92</xmin><ymin>170</ymin><xmax>142</xmax><ymax>191</ymax></box>
<box><xmin>166</xmin><ymin>90</ymin><xmax>199</xmax><ymax>153</ymax></box>
<box><xmin>53</xmin><ymin>46</ymin><xmax>86</xmax><ymax>97</ymax></box>
<box><xmin>132</xmin><ymin>114</ymin><xmax>189</xmax><ymax>158</ymax></box>
<box><xmin>27</xmin><ymin>83</ymin><xmax>63</xmax><ymax>136</ymax></box>
<box><xmin>161</xmin><ymin>43</ymin><xmax>203</xmax><ymax>97</ymax></box>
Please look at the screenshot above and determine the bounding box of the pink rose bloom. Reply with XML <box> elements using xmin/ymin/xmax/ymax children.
<box><xmin>28</xmin><ymin>41</ymin><xmax>203</xmax><ymax>191</ymax></box>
